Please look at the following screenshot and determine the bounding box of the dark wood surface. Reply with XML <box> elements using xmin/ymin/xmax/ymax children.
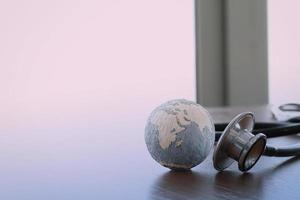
<box><xmin>1</xmin><ymin>104</ymin><xmax>300</xmax><ymax>199</ymax></box>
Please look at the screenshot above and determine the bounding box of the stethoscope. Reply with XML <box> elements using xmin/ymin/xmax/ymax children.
<box><xmin>213</xmin><ymin>103</ymin><xmax>300</xmax><ymax>172</ymax></box>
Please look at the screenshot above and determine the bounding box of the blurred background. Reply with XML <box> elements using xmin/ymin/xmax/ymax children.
<box><xmin>0</xmin><ymin>0</ymin><xmax>195</xmax><ymax>129</ymax></box>
<box><xmin>1</xmin><ymin>0</ymin><xmax>300</xmax><ymax>127</ymax></box>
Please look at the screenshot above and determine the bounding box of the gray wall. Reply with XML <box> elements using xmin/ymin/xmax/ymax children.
<box><xmin>195</xmin><ymin>0</ymin><xmax>269</xmax><ymax>106</ymax></box>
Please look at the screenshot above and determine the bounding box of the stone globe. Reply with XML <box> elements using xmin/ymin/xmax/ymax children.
<box><xmin>145</xmin><ymin>99</ymin><xmax>215</xmax><ymax>170</ymax></box>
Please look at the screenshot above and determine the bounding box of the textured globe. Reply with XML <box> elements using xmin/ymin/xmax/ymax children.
<box><xmin>145</xmin><ymin>99</ymin><xmax>215</xmax><ymax>170</ymax></box>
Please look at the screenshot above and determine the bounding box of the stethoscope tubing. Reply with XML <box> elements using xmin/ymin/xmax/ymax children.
<box><xmin>215</xmin><ymin>122</ymin><xmax>300</xmax><ymax>141</ymax></box>
<box><xmin>215</xmin><ymin>122</ymin><xmax>300</xmax><ymax>157</ymax></box>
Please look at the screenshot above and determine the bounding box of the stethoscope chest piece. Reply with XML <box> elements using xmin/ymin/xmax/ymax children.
<box><xmin>213</xmin><ymin>112</ymin><xmax>267</xmax><ymax>172</ymax></box>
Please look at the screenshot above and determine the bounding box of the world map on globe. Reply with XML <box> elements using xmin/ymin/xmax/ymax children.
<box><xmin>145</xmin><ymin>99</ymin><xmax>215</xmax><ymax>170</ymax></box>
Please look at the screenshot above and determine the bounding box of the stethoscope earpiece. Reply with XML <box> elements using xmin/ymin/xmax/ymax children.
<box><xmin>213</xmin><ymin>112</ymin><xmax>267</xmax><ymax>172</ymax></box>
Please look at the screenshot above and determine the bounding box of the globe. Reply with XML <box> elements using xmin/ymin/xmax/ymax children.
<box><xmin>145</xmin><ymin>99</ymin><xmax>215</xmax><ymax>170</ymax></box>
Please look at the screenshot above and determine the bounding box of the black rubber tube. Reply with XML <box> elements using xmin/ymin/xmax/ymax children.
<box><xmin>215</xmin><ymin>122</ymin><xmax>300</xmax><ymax>141</ymax></box>
<box><xmin>264</xmin><ymin>145</ymin><xmax>300</xmax><ymax>157</ymax></box>
<box><xmin>215</xmin><ymin>122</ymin><xmax>300</xmax><ymax>157</ymax></box>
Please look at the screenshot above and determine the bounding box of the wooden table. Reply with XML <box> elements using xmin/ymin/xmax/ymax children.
<box><xmin>1</xmin><ymin>104</ymin><xmax>300</xmax><ymax>199</ymax></box>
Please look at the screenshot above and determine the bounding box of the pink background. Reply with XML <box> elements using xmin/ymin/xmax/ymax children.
<box><xmin>2</xmin><ymin>0</ymin><xmax>298</xmax><ymax>129</ymax></box>
<box><xmin>0</xmin><ymin>0</ymin><xmax>196</xmax><ymax>129</ymax></box>
<box><xmin>268</xmin><ymin>0</ymin><xmax>300</xmax><ymax>105</ymax></box>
